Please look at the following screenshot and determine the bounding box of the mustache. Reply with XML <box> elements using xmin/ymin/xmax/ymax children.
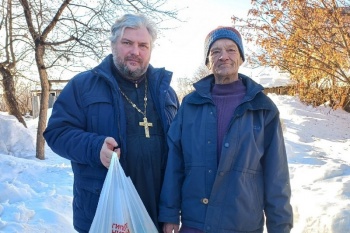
<box><xmin>125</xmin><ymin>55</ymin><xmax>142</xmax><ymax>63</ymax></box>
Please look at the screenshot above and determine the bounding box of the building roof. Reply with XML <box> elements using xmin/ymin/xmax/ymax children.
<box><xmin>31</xmin><ymin>80</ymin><xmax>69</xmax><ymax>92</ymax></box>
<box><xmin>248</xmin><ymin>67</ymin><xmax>293</xmax><ymax>88</ymax></box>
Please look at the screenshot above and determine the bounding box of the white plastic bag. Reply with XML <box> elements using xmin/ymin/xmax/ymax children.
<box><xmin>89</xmin><ymin>152</ymin><xmax>158</xmax><ymax>233</ymax></box>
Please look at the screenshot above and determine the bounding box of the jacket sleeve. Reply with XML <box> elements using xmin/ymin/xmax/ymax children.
<box><xmin>262</xmin><ymin>110</ymin><xmax>293</xmax><ymax>233</ymax></box>
<box><xmin>43</xmin><ymin>77</ymin><xmax>105</xmax><ymax>167</ymax></box>
<box><xmin>164</xmin><ymin>86</ymin><xmax>180</xmax><ymax>131</ymax></box>
<box><xmin>158</xmin><ymin>106</ymin><xmax>184</xmax><ymax>224</ymax></box>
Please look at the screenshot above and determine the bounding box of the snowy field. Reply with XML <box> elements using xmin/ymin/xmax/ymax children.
<box><xmin>1</xmin><ymin>94</ymin><xmax>350</xmax><ymax>233</ymax></box>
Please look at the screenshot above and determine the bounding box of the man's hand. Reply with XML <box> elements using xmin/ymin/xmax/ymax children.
<box><xmin>163</xmin><ymin>223</ymin><xmax>179</xmax><ymax>233</ymax></box>
<box><xmin>100</xmin><ymin>137</ymin><xmax>120</xmax><ymax>168</ymax></box>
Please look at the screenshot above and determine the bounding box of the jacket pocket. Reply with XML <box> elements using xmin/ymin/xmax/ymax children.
<box><xmin>74</xmin><ymin>178</ymin><xmax>104</xmax><ymax>221</ymax></box>
<box><xmin>181</xmin><ymin>166</ymin><xmax>207</xmax><ymax>223</ymax></box>
<box><xmin>81</xmin><ymin>96</ymin><xmax>115</xmax><ymax>134</ymax></box>
<box><xmin>220</xmin><ymin>170</ymin><xmax>264</xmax><ymax>231</ymax></box>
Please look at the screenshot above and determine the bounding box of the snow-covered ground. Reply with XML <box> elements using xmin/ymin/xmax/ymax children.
<box><xmin>0</xmin><ymin>110</ymin><xmax>74</xmax><ymax>232</ymax></box>
<box><xmin>1</xmin><ymin>94</ymin><xmax>350</xmax><ymax>232</ymax></box>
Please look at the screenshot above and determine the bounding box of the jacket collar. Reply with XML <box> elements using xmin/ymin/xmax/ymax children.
<box><xmin>186</xmin><ymin>73</ymin><xmax>266</xmax><ymax>107</ymax></box>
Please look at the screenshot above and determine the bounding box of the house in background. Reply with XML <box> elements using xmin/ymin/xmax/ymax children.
<box><xmin>31</xmin><ymin>80</ymin><xmax>69</xmax><ymax>118</ymax></box>
<box><xmin>249</xmin><ymin>66</ymin><xmax>294</xmax><ymax>95</ymax></box>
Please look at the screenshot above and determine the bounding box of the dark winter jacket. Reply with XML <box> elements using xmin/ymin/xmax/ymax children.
<box><xmin>159</xmin><ymin>74</ymin><xmax>293</xmax><ymax>233</ymax></box>
<box><xmin>43</xmin><ymin>54</ymin><xmax>179</xmax><ymax>232</ymax></box>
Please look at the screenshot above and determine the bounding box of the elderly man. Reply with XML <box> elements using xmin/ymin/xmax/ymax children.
<box><xmin>159</xmin><ymin>26</ymin><xmax>293</xmax><ymax>233</ymax></box>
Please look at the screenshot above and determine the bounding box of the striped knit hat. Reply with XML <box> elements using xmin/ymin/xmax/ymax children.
<box><xmin>204</xmin><ymin>26</ymin><xmax>245</xmax><ymax>65</ymax></box>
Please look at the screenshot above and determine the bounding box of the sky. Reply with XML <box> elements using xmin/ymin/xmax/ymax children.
<box><xmin>1</xmin><ymin>73</ymin><xmax>350</xmax><ymax>232</ymax></box>
<box><xmin>150</xmin><ymin>0</ymin><xmax>253</xmax><ymax>83</ymax></box>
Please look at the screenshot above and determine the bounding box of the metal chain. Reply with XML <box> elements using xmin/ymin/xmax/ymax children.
<box><xmin>119</xmin><ymin>78</ymin><xmax>148</xmax><ymax>117</ymax></box>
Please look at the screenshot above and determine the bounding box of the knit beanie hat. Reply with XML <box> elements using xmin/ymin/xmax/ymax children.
<box><xmin>204</xmin><ymin>26</ymin><xmax>245</xmax><ymax>65</ymax></box>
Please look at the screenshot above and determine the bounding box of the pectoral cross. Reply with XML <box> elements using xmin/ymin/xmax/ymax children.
<box><xmin>139</xmin><ymin>117</ymin><xmax>153</xmax><ymax>138</ymax></box>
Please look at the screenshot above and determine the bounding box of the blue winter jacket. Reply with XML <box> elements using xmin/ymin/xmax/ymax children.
<box><xmin>43</xmin><ymin>54</ymin><xmax>179</xmax><ymax>232</ymax></box>
<box><xmin>159</xmin><ymin>74</ymin><xmax>293</xmax><ymax>233</ymax></box>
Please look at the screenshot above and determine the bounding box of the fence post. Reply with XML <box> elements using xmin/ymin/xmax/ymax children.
<box><xmin>32</xmin><ymin>96</ymin><xmax>40</xmax><ymax>119</ymax></box>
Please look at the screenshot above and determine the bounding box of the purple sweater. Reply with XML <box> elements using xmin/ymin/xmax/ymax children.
<box><xmin>212</xmin><ymin>79</ymin><xmax>246</xmax><ymax>164</ymax></box>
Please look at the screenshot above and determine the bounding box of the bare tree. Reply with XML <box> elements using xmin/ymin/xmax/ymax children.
<box><xmin>15</xmin><ymin>0</ymin><xmax>178</xmax><ymax>159</ymax></box>
<box><xmin>0</xmin><ymin>0</ymin><xmax>27</xmax><ymax>127</ymax></box>
<box><xmin>177</xmin><ymin>65</ymin><xmax>210</xmax><ymax>101</ymax></box>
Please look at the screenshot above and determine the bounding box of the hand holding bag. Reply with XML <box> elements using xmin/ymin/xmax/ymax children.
<box><xmin>89</xmin><ymin>152</ymin><xmax>158</xmax><ymax>233</ymax></box>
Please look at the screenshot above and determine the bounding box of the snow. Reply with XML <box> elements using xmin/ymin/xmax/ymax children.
<box><xmin>1</xmin><ymin>94</ymin><xmax>350</xmax><ymax>233</ymax></box>
<box><xmin>0</xmin><ymin>110</ymin><xmax>74</xmax><ymax>233</ymax></box>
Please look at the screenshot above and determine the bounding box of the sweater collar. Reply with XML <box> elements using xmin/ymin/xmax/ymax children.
<box><xmin>212</xmin><ymin>79</ymin><xmax>246</xmax><ymax>96</ymax></box>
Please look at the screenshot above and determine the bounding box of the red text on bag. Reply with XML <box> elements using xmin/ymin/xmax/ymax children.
<box><xmin>112</xmin><ymin>222</ymin><xmax>130</xmax><ymax>233</ymax></box>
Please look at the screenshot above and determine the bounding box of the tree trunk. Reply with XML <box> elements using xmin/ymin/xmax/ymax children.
<box><xmin>0</xmin><ymin>66</ymin><xmax>27</xmax><ymax>128</ymax></box>
<box><xmin>35</xmin><ymin>44</ymin><xmax>50</xmax><ymax>160</ymax></box>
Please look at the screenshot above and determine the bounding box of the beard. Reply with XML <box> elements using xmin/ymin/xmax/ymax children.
<box><xmin>113</xmin><ymin>54</ymin><xmax>148</xmax><ymax>81</ymax></box>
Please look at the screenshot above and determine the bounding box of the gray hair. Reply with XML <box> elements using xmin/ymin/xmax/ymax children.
<box><xmin>109</xmin><ymin>14</ymin><xmax>158</xmax><ymax>49</ymax></box>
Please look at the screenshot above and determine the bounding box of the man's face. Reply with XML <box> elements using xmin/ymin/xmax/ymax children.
<box><xmin>111</xmin><ymin>27</ymin><xmax>152</xmax><ymax>80</ymax></box>
<box><xmin>207</xmin><ymin>39</ymin><xmax>243</xmax><ymax>83</ymax></box>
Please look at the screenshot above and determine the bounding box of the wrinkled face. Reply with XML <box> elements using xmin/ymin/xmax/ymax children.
<box><xmin>207</xmin><ymin>39</ymin><xmax>243</xmax><ymax>84</ymax></box>
<box><xmin>111</xmin><ymin>27</ymin><xmax>152</xmax><ymax>81</ymax></box>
